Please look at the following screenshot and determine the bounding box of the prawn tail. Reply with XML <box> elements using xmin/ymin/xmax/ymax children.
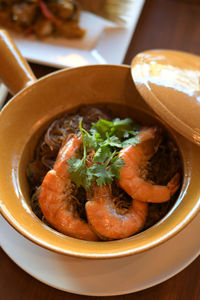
<box><xmin>167</xmin><ymin>173</ymin><xmax>180</xmax><ymax>196</ymax></box>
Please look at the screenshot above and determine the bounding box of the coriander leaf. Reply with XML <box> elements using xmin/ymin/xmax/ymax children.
<box><xmin>67</xmin><ymin>158</ymin><xmax>90</xmax><ymax>189</ymax></box>
<box><xmin>124</xmin><ymin>130</ymin><xmax>138</xmax><ymax>138</ymax></box>
<box><xmin>89</xmin><ymin>164</ymin><xmax>114</xmax><ymax>186</ymax></box>
<box><xmin>91</xmin><ymin>119</ymin><xmax>113</xmax><ymax>139</ymax></box>
<box><xmin>103</xmin><ymin>135</ymin><xmax>122</xmax><ymax>148</ymax></box>
<box><xmin>123</xmin><ymin>131</ymin><xmax>130</xmax><ymax>138</ymax></box>
<box><xmin>113</xmin><ymin>117</ymin><xmax>133</xmax><ymax>127</ymax></box>
<box><xmin>113</xmin><ymin>118</ymin><xmax>134</xmax><ymax>136</ymax></box>
<box><xmin>68</xmin><ymin>165</ymin><xmax>92</xmax><ymax>190</ymax></box>
<box><xmin>91</xmin><ymin>117</ymin><xmax>140</xmax><ymax>140</ymax></box>
<box><xmin>122</xmin><ymin>136</ymin><xmax>140</xmax><ymax>148</ymax></box>
<box><xmin>82</xmin><ymin>130</ymin><xmax>97</xmax><ymax>149</ymax></box>
<box><xmin>67</xmin><ymin>157</ymin><xmax>82</xmax><ymax>170</ymax></box>
<box><xmin>109</xmin><ymin>156</ymin><xmax>125</xmax><ymax>180</ymax></box>
<box><xmin>93</xmin><ymin>145</ymin><xmax>112</xmax><ymax>163</ymax></box>
<box><xmin>67</xmin><ymin>120</ymin><xmax>93</xmax><ymax>190</ymax></box>
<box><xmin>79</xmin><ymin>119</ymin><xmax>96</xmax><ymax>150</ymax></box>
<box><xmin>67</xmin><ymin>117</ymin><xmax>141</xmax><ymax>189</ymax></box>
<box><xmin>89</xmin><ymin>128</ymin><xmax>104</xmax><ymax>148</ymax></box>
<box><xmin>112</xmin><ymin>118</ymin><xmax>140</xmax><ymax>139</ymax></box>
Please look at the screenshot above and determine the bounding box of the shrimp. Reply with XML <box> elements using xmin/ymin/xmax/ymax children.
<box><xmin>86</xmin><ymin>184</ymin><xmax>148</xmax><ymax>240</ymax></box>
<box><xmin>118</xmin><ymin>127</ymin><xmax>180</xmax><ymax>203</ymax></box>
<box><xmin>39</xmin><ymin>134</ymin><xmax>99</xmax><ymax>241</ymax></box>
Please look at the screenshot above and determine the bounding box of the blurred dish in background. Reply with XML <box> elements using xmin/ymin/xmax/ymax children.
<box><xmin>0</xmin><ymin>0</ymin><xmax>85</xmax><ymax>39</ymax></box>
<box><xmin>9</xmin><ymin>0</ymin><xmax>145</xmax><ymax>68</ymax></box>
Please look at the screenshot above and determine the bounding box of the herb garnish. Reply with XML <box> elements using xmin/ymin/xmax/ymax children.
<box><xmin>68</xmin><ymin>117</ymin><xmax>140</xmax><ymax>189</ymax></box>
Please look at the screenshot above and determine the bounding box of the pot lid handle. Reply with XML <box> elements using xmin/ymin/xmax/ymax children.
<box><xmin>0</xmin><ymin>30</ymin><xmax>36</xmax><ymax>95</ymax></box>
<box><xmin>131</xmin><ymin>49</ymin><xmax>200</xmax><ymax>145</ymax></box>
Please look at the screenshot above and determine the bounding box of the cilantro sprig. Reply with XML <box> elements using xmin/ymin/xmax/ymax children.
<box><xmin>68</xmin><ymin>117</ymin><xmax>140</xmax><ymax>190</ymax></box>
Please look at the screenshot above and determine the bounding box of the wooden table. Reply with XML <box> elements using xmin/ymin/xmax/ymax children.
<box><xmin>1</xmin><ymin>0</ymin><xmax>200</xmax><ymax>299</ymax></box>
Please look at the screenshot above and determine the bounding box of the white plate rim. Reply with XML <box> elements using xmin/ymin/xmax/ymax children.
<box><xmin>0</xmin><ymin>82</ymin><xmax>8</xmax><ymax>109</ymax></box>
<box><xmin>1</xmin><ymin>213</ymin><xmax>199</xmax><ymax>296</ymax></box>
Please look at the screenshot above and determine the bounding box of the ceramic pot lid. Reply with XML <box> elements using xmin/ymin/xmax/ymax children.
<box><xmin>131</xmin><ymin>49</ymin><xmax>200</xmax><ymax>145</ymax></box>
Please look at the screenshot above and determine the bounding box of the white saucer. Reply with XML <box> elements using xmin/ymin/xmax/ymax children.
<box><xmin>1</xmin><ymin>213</ymin><xmax>199</xmax><ymax>296</ymax></box>
<box><xmin>0</xmin><ymin>82</ymin><xmax>8</xmax><ymax>109</ymax></box>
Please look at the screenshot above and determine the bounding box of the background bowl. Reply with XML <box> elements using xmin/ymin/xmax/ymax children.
<box><xmin>0</xmin><ymin>31</ymin><xmax>200</xmax><ymax>259</ymax></box>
